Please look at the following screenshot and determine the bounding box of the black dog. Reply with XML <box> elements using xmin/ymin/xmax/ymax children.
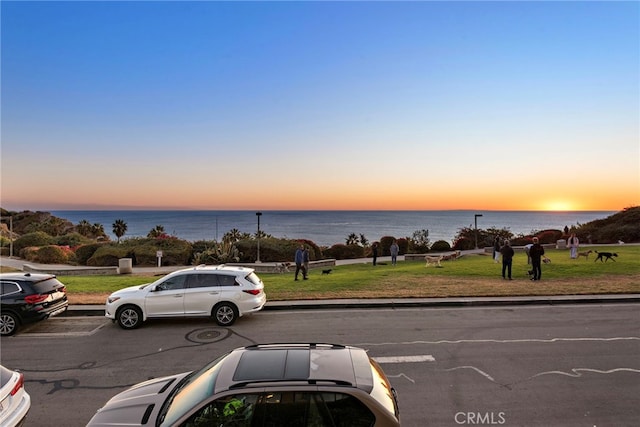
<box><xmin>594</xmin><ymin>251</ymin><xmax>618</xmax><ymax>262</ymax></box>
<box><xmin>321</xmin><ymin>269</ymin><xmax>332</xmax><ymax>275</ymax></box>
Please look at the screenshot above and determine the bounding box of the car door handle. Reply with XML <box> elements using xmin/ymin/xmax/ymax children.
<box><xmin>174</xmin><ymin>295</ymin><xmax>183</xmax><ymax>298</ymax></box>
<box><xmin>209</xmin><ymin>292</ymin><xmax>220</xmax><ymax>295</ymax></box>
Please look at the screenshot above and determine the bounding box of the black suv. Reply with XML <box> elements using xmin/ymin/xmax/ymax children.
<box><xmin>88</xmin><ymin>343</ymin><xmax>401</xmax><ymax>426</ymax></box>
<box><xmin>0</xmin><ymin>273</ymin><xmax>69</xmax><ymax>336</ymax></box>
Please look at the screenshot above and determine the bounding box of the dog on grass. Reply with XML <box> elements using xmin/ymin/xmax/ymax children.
<box><xmin>543</xmin><ymin>256</ymin><xmax>551</xmax><ymax>264</ymax></box>
<box><xmin>594</xmin><ymin>251</ymin><xmax>618</xmax><ymax>262</ymax></box>
<box><xmin>321</xmin><ymin>269</ymin><xmax>332</xmax><ymax>275</ymax></box>
<box><xmin>274</xmin><ymin>262</ymin><xmax>291</xmax><ymax>273</ymax></box>
<box><xmin>442</xmin><ymin>250</ymin><xmax>462</xmax><ymax>261</ymax></box>
<box><xmin>425</xmin><ymin>255</ymin><xmax>443</xmax><ymax>267</ymax></box>
<box><xmin>577</xmin><ymin>250</ymin><xmax>592</xmax><ymax>260</ymax></box>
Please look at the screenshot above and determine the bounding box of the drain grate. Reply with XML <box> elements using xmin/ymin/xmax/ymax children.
<box><xmin>186</xmin><ymin>328</ymin><xmax>230</xmax><ymax>343</ymax></box>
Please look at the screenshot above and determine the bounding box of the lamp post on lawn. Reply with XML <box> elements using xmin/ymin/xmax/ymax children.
<box><xmin>256</xmin><ymin>212</ymin><xmax>262</xmax><ymax>263</ymax></box>
<box><xmin>474</xmin><ymin>214</ymin><xmax>483</xmax><ymax>250</ymax></box>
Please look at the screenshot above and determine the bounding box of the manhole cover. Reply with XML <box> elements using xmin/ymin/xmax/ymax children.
<box><xmin>186</xmin><ymin>328</ymin><xmax>230</xmax><ymax>343</ymax></box>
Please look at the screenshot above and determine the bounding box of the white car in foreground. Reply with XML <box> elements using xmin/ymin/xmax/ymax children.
<box><xmin>0</xmin><ymin>365</ymin><xmax>31</xmax><ymax>427</ymax></box>
<box><xmin>105</xmin><ymin>265</ymin><xmax>266</xmax><ymax>328</ymax></box>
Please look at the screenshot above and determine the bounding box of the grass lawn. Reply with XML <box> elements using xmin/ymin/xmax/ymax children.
<box><xmin>4</xmin><ymin>246</ymin><xmax>639</xmax><ymax>304</ymax></box>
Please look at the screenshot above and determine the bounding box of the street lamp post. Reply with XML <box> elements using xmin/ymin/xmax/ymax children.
<box><xmin>256</xmin><ymin>212</ymin><xmax>262</xmax><ymax>263</ymax></box>
<box><xmin>474</xmin><ymin>214</ymin><xmax>483</xmax><ymax>250</ymax></box>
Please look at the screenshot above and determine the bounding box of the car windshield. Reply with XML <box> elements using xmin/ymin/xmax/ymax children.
<box><xmin>158</xmin><ymin>353</ymin><xmax>228</xmax><ymax>426</ymax></box>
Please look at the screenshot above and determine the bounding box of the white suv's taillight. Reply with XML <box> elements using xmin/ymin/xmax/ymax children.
<box><xmin>242</xmin><ymin>289</ymin><xmax>261</xmax><ymax>295</ymax></box>
<box><xmin>11</xmin><ymin>373</ymin><xmax>24</xmax><ymax>396</ymax></box>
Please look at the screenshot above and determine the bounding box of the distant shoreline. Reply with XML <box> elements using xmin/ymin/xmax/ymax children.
<box><xmin>47</xmin><ymin>209</ymin><xmax>616</xmax><ymax>247</ymax></box>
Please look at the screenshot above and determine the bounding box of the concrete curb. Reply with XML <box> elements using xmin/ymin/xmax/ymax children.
<box><xmin>65</xmin><ymin>294</ymin><xmax>640</xmax><ymax>317</ymax></box>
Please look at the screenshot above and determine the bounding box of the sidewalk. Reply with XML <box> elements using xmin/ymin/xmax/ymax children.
<box><xmin>3</xmin><ymin>255</ymin><xmax>639</xmax><ymax>317</ymax></box>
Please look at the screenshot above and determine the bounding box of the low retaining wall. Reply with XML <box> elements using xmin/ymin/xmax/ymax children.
<box><xmin>228</xmin><ymin>259</ymin><xmax>336</xmax><ymax>273</ymax></box>
<box><xmin>23</xmin><ymin>264</ymin><xmax>118</xmax><ymax>276</ymax></box>
<box><xmin>405</xmin><ymin>252</ymin><xmax>461</xmax><ymax>261</ymax></box>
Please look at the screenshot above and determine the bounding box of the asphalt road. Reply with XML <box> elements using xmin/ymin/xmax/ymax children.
<box><xmin>1</xmin><ymin>303</ymin><xmax>638</xmax><ymax>426</ymax></box>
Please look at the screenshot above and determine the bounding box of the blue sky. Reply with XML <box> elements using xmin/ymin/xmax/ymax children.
<box><xmin>1</xmin><ymin>1</ymin><xmax>638</xmax><ymax>211</ymax></box>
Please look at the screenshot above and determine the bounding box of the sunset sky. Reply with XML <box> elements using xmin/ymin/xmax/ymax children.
<box><xmin>1</xmin><ymin>1</ymin><xmax>638</xmax><ymax>212</ymax></box>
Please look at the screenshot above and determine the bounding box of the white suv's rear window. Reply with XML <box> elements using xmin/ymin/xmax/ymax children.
<box><xmin>369</xmin><ymin>359</ymin><xmax>399</xmax><ymax>419</ymax></box>
<box><xmin>244</xmin><ymin>272</ymin><xmax>262</xmax><ymax>286</ymax></box>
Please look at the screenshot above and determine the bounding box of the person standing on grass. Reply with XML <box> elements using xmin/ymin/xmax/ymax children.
<box><xmin>372</xmin><ymin>243</ymin><xmax>378</xmax><ymax>266</ymax></box>
<box><xmin>529</xmin><ymin>237</ymin><xmax>545</xmax><ymax>281</ymax></box>
<box><xmin>524</xmin><ymin>243</ymin><xmax>533</xmax><ymax>265</ymax></box>
<box><xmin>493</xmin><ymin>237</ymin><xmax>501</xmax><ymax>263</ymax></box>
<box><xmin>390</xmin><ymin>240</ymin><xmax>399</xmax><ymax>266</ymax></box>
<box><xmin>294</xmin><ymin>244</ymin><xmax>305</xmax><ymax>281</ymax></box>
<box><xmin>500</xmin><ymin>240</ymin><xmax>515</xmax><ymax>280</ymax></box>
<box><xmin>302</xmin><ymin>246</ymin><xmax>310</xmax><ymax>280</ymax></box>
<box><xmin>567</xmin><ymin>233</ymin><xmax>579</xmax><ymax>259</ymax></box>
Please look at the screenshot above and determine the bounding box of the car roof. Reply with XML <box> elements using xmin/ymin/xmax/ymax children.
<box><xmin>214</xmin><ymin>343</ymin><xmax>374</xmax><ymax>394</ymax></box>
<box><xmin>171</xmin><ymin>264</ymin><xmax>255</xmax><ymax>275</ymax></box>
<box><xmin>0</xmin><ymin>272</ymin><xmax>56</xmax><ymax>282</ymax></box>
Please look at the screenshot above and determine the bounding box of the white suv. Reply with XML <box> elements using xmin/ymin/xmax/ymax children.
<box><xmin>105</xmin><ymin>265</ymin><xmax>266</xmax><ymax>329</ymax></box>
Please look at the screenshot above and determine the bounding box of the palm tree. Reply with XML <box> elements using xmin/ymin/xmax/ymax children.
<box><xmin>147</xmin><ymin>225</ymin><xmax>166</xmax><ymax>238</ymax></box>
<box><xmin>112</xmin><ymin>219</ymin><xmax>128</xmax><ymax>243</ymax></box>
<box><xmin>92</xmin><ymin>223</ymin><xmax>107</xmax><ymax>240</ymax></box>
<box><xmin>76</xmin><ymin>220</ymin><xmax>92</xmax><ymax>237</ymax></box>
<box><xmin>345</xmin><ymin>233</ymin><xmax>359</xmax><ymax>245</ymax></box>
<box><xmin>223</xmin><ymin>228</ymin><xmax>243</xmax><ymax>243</ymax></box>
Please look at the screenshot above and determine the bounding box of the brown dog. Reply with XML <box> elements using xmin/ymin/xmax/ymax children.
<box><xmin>577</xmin><ymin>250</ymin><xmax>592</xmax><ymax>260</ymax></box>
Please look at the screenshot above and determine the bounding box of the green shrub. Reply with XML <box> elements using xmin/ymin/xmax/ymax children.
<box><xmin>577</xmin><ymin>206</ymin><xmax>640</xmax><ymax>243</ymax></box>
<box><xmin>396</xmin><ymin>238</ymin><xmax>409</xmax><ymax>255</ymax></box>
<box><xmin>408</xmin><ymin>229</ymin><xmax>430</xmax><ymax>253</ymax></box>
<box><xmin>431</xmin><ymin>240</ymin><xmax>452</xmax><ymax>252</ymax></box>
<box><xmin>510</xmin><ymin>236</ymin><xmax>532</xmax><ymax>246</ymax></box>
<box><xmin>20</xmin><ymin>246</ymin><xmax>40</xmax><ymax>261</ymax></box>
<box><xmin>87</xmin><ymin>246</ymin><xmax>130</xmax><ymax>266</ymax></box>
<box><xmin>235</xmin><ymin>238</ymin><xmax>322</xmax><ymax>263</ymax></box>
<box><xmin>323</xmin><ymin>244</ymin><xmax>365</xmax><ymax>260</ymax></box>
<box><xmin>55</xmin><ymin>232</ymin><xmax>93</xmax><ymax>247</ymax></box>
<box><xmin>75</xmin><ymin>243</ymin><xmax>105</xmax><ymax>265</ymax></box>
<box><xmin>191</xmin><ymin>240</ymin><xmax>218</xmax><ymax>255</ymax></box>
<box><xmin>379</xmin><ymin>236</ymin><xmax>396</xmax><ymax>256</ymax></box>
<box><xmin>13</xmin><ymin>231</ymin><xmax>54</xmax><ymax>253</ymax></box>
<box><xmin>112</xmin><ymin>237</ymin><xmax>193</xmax><ymax>266</ymax></box>
<box><xmin>35</xmin><ymin>245</ymin><xmax>70</xmax><ymax>264</ymax></box>
<box><xmin>453</xmin><ymin>237</ymin><xmax>474</xmax><ymax>251</ymax></box>
<box><xmin>536</xmin><ymin>230</ymin><xmax>562</xmax><ymax>244</ymax></box>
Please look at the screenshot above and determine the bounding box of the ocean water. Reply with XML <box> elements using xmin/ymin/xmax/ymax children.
<box><xmin>51</xmin><ymin>210</ymin><xmax>615</xmax><ymax>247</ymax></box>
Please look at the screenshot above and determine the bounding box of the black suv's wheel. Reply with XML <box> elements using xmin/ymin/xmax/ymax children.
<box><xmin>0</xmin><ymin>312</ymin><xmax>19</xmax><ymax>336</ymax></box>
<box><xmin>213</xmin><ymin>303</ymin><xmax>238</xmax><ymax>326</ymax></box>
<box><xmin>116</xmin><ymin>305</ymin><xmax>143</xmax><ymax>330</ymax></box>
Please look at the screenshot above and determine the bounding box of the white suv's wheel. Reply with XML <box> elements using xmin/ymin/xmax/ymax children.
<box><xmin>116</xmin><ymin>306</ymin><xmax>143</xmax><ymax>329</ymax></box>
<box><xmin>213</xmin><ymin>303</ymin><xmax>238</xmax><ymax>326</ymax></box>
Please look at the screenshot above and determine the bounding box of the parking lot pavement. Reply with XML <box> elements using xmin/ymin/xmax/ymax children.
<box><xmin>17</xmin><ymin>316</ymin><xmax>109</xmax><ymax>337</ymax></box>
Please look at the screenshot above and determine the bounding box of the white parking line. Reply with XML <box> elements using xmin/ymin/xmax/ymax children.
<box><xmin>373</xmin><ymin>355</ymin><xmax>435</xmax><ymax>363</ymax></box>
